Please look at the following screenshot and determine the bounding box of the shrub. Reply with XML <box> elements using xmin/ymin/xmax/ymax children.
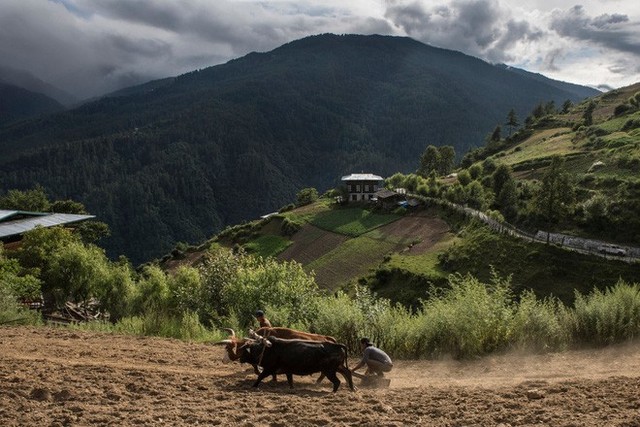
<box><xmin>278</xmin><ymin>203</ymin><xmax>295</xmax><ymax>213</ymax></box>
<box><xmin>418</xmin><ymin>272</ymin><xmax>515</xmax><ymax>359</ymax></box>
<box><xmin>570</xmin><ymin>280</ymin><xmax>640</xmax><ymax>346</ymax></box>
<box><xmin>510</xmin><ymin>290</ymin><xmax>569</xmax><ymax>352</ymax></box>
<box><xmin>281</xmin><ymin>216</ymin><xmax>302</xmax><ymax>236</ymax></box>
<box><xmin>296</xmin><ymin>187</ymin><xmax>319</xmax><ymax>206</ymax></box>
<box><xmin>0</xmin><ymin>286</ymin><xmax>42</xmax><ymax>326</ymax></box>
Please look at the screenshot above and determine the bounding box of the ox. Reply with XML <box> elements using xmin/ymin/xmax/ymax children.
<box><xmin>214</xmin><ymin>327</ymin><xmax>337</xmax><ymax>381</ymax></box>
<box><xmin>240</xmin><ymin>333</ymin><xmax>355</xmax><ymax>392</ymax></box>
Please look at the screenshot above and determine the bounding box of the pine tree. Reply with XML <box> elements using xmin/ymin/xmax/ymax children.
<box><xmin>505</xmin><ymin>109</ymin><xmax>519</xmax><ymax>137</ymax></box>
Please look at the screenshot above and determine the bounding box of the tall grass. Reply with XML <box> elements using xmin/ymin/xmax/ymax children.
<box><xmin>570</xmin><ymin>280</ymin><xmax>640</xmax><ymax>346</ymax></box>
<box><xmin>309</xmin><ymin>275</ymin><xmax>640</xmax><ymax>359</ymax></box>
<box><xmin>0</xmin><ymin>287</ymin><xmax>42</xmax><ymax>326</ymax></box>
<box><xmin>8</xmin><ymin>261</ymin><xmax>640</xmax><ymax>360</ymax></box>
<box><xmin>510</xmin><ymin>290</ymin><xmax>570</xmax><ymax>352</ymax></box>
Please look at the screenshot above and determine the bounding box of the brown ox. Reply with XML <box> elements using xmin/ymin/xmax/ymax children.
<box><xmin>214</xmin><ymin>327</ymin><xmax>337</xmax><ymax>381</ymax></box>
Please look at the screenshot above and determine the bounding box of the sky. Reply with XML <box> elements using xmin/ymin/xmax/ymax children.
<box><xmin>1</xmin><ymin>0</ymin><xmax>639</xmax><ymax>99</ymax></box>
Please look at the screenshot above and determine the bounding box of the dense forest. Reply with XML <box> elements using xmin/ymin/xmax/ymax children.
<box><xmin>0</xmin><ymin>34</ymin><xmax>599</xmax><ymax>263</ymax></box>
<box><xmin>0</xmin><ymin>82</ymin><xmax>63</xmax><ymax>125</ymax></box>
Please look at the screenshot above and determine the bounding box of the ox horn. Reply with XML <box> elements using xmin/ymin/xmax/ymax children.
<box><xmin>211</xmin><ymin>339</ymin><xmax>234</xmax><ymax>346</ymax></box>
<box><xmin>248</xmin><ymin>329</ymin><xmax>272</xmax><ymax>347</ymax></box>
<box><xmin>223</xmin><ymin>328</ymin><xmax>236</xmax><ymax>338</ymax></box>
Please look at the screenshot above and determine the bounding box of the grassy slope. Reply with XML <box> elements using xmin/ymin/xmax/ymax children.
<box><xmin>160</xmin><ymin>84</ymin><xmax>640</xmax><ymax>306</ymax></box>
<box><xmin>496</xmin><ymin>84</ymin><xmax>640</xmax><ymax>186</ymax></box>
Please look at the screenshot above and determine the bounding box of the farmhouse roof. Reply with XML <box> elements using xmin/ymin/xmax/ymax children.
<box><xmin>341</xmin><ymin>173</ymin><xmax>383</xmax><ymax>181</ymax></box>
<box><xmin>0</xmin><ymin>210</ymin><xmax>95</xmax><ymax>240</ymax></box>
<box><xmin>374</xmin><ymin>189</ymin><xmax>399</xmax><ymax>199</ymax></box>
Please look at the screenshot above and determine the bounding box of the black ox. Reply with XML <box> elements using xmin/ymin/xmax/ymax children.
<box><xmin>239</xmin><ymin>333</ymin><xmax>355</xmax><ymax>392</ymax></box>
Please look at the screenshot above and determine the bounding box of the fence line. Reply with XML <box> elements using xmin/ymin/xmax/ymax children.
<box><xmin>408</xmin><ymin>195</ymin><xmax>640</xmax><ymax>264</ymax></box>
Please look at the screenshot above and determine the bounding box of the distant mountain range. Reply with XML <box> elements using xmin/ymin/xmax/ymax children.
<box><xmin>0</xmin><ymin>34</ymin><xmax>600</xmax><ymax>263</ymax></box>
<box><xmin>0</xmin><ymin>66</ymin><xmax>77</xmax><ymax>106</ymax></box>
<box><xmin>0</xmin><ymin>82</ymin><xmax>64</xmax><ymax>125</ymax></box>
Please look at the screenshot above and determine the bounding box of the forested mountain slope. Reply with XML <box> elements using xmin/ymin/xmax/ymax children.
<box><xmin>0</xmin><ymin>82</ymin><xmax>64</xmax><ymax>125</ymax></box>
<box><xmin>0</xmin><ymin>34</ymin><xmax>598</xmax><ymax>263</ymax></box>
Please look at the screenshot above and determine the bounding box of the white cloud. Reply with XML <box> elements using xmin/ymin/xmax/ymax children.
<box><xmin>0</xmin><ymin>0</ymin><xmax>638</xmax><ymax>98</ymax></box>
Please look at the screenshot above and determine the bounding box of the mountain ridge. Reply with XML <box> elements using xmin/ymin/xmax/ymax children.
<box><xmin>0</xmin><ymin>33</ymin><xmax>603</xmax><ymax>263</ymax></box>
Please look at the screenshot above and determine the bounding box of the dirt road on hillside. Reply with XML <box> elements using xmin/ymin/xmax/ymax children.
<box><xmin>2</xmin><ymin>326</ymin><xmax>640</xmax><ymax>426</ymax></box>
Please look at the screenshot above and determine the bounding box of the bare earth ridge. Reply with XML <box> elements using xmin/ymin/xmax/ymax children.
<box><xmin>2</xmin><ymin>326</ymin><xmax>640</xmax><ymax>426</ymax></box>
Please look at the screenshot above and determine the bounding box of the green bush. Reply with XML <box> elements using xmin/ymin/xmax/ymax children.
<box><xmin>296</xmin><ymin>187</ymin><xmax>319</xmax><ymax>206</ymax></box>
<box><xmin>510</xmin><ymin>290</ymin><xmax>569</xmax><ymax>352</ymax></box>
<box><xmin>0</xmin><ymin>286</ymin><xmax>42</xmax><ymax>326</ymax></box>
<box><xmin>570</xmin><ymin>280</ymin><xmax>640</xmax><ymax>346</ymax></box>
<box><xmin>281</xmin><ymin>216</ymin><xmax>302</xmax><ymax>236</ymax></box>
<box><xmin>419</xmin><ymin>273</ymin><xmax>514</xmax><ymax>358</ymax></box>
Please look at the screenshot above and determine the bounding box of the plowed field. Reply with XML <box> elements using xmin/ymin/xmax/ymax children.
<box><xmin>2</xmin><ymin>326</ymin><xmax>640</xmax><ymax>426</ymax></box>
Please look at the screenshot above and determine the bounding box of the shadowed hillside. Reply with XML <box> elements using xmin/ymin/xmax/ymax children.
<box><xmin>0</xmin><ymin>34</ymin><xmax>598</xmax><ymax>263</ymax></box>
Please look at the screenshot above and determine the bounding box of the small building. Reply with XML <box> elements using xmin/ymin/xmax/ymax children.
<box><xmin>0</xmin><ymin>210</ymin><xmax>95</xmax><ymax>249</ymax></box>
<box><xmin>373</xmin><ymin>189</ymin><xmax>403</xmax><ymax>210</ymax></box>
<box><xmin>341</xmin><ymin>173</ymin><xmax>384</xmax><ymax>202</ymax></box>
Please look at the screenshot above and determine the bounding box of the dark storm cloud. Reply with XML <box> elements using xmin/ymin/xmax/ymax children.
<box><xmin>550</xmin><ymin>5</ymin><xmax>640</xmax><ymax>56</ymax></box>
<box><xmin>384</xmin><ymin>0</ymin><xmax>544</xmax><ymax>62</ymax></box>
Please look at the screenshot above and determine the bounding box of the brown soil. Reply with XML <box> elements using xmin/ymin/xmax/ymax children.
<box><xmin>3</xmin><ymin>326</ymin><xmax>640</xmax><ymax>426</ymax></box>
<box><xmin>374</xmin><ymin>213</ymin><xmax>450</xmax><ymax>255</ymax></box>
<box><xmin>278</xmin><ymin>224</ymin><xmax>349</xmax><ymax>265</ymax></box>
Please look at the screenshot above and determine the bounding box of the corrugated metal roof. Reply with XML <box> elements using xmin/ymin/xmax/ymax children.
<box><xmin>0</xmin><ymin>210</ymin><xmax>19</xmax><ymax>221</ymax></box>
<box><xmin>0</xmin><ymin>213</ymin><xmax>95</xmax><ymax>239</ymax></box>
<box><xmin>341</xmin><ymin>173</ymin><xmax>383</xmax><ymax>181</ymax></box>
<box><xmin>0</xmin><ymin>210</ymin><xmax>49</xmax><ymax>221</ymax></box>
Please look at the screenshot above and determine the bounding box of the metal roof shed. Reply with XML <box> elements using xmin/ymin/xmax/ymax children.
<box><xmin>0</xmin><ymin>210</ymin><xmax>95</xmax><ymax>241</ymax></box>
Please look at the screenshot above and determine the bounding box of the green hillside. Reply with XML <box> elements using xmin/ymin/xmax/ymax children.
<box><xmin>0</xmin><ymin>34</ymin><xmax>598</xmax><ymax>264</ymax></box>
<box><xmin>0</xmin><ymin>82</ymin><xmax>63</xmax><ymax>125</ymax></box>
<box><xmin>157</xmin><ymin>82</ymin><xmax>640</xmax><ymax>308</ymax></box>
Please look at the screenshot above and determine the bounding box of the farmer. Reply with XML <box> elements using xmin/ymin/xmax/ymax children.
<box><xmin>255</xmin><ymin>310</ymin><xmax>272</xmax><ymax>328</ymax></box>
<box><xmin>351</xmin><ymin>337</ymin><xmax>393</xmax><ymax>377</ymax></box>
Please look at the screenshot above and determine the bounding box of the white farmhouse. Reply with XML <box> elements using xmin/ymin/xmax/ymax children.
<box><xmin>341</xmin><ymin>173</ymin><xmax>384</xmax><ymax>202</ymax></box>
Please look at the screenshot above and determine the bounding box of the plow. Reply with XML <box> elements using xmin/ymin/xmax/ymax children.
<box><xmin>351</xmin><ymin>371</ymin><xmax>391</xmax><ymax>388</ymax></box>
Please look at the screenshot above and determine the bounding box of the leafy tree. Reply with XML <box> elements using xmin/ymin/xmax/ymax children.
<box><xmin>505</xmin><ymin>109</ymin><xmax>519</xmax><ymax>137</ymax></box>
<box><xmin>468</xmin><ymin>164</ymin><xmax>483</xmax><ymax>180</ymax></box>
<box><xmin>496</xmin><ymin>178</ymin><xmax>518</xmax><ymax>221</ymax></box>
<box><xmin>492</xmin><ymin>164</ymin><xmax>518</xmax><ymax>220</ymax></box>
<box><xmin>561</xmin><ymin>100</ymin><xmax>573</xmax><ymax>114</ymax></box>
<box><xmin>198</xmin><ymin>247</ymin><xmax>319</xmax><ymax>328</ymax></box>
<box><xmin>482</xmin><ymin>157</ymin><xmax>497</xmax><ymax>175</ymax></box>
<box><xmin>533</xmin><ymin>156</ymin><xmax>575</xmax><ymax>227</ymax></box>
<box><xmin>490</xmin><ymin>125</ymin><xmax>501</xmax><ymax>142</ymax></box>
<box><xmin>444</xmin><ymin>183</ymin><xmax>466</xmax><ymax>205</ymax></box>
<box><xmin>466</xmin><ymin>181</ymin><xmax>491</xmax><ymax>211</ymax></box>
<box><xmin>0</xmin><ymin>246</ymin><xmax>42</xmax><ymax>325</ymax></box>
<box><xmin>0</xmin><ymin>187</ymin><xmax>50</xmax><ymax>212</ymax></box>
<box><xmin>133</xmin><ymin>265</ymin><xmax>171</xmax><ymax>315</ymax></box>
<box><xmin>46</xmin><ymin>241</ymin><xmax>111</xmax><ymax>306</ymax></box>
<box><xmin>582</xmin><ymin>193</ymin><xmax>609</xmax><ymax>229</ymax></box>
<box><xmin>419</xmin><ymin>145</ymin><xmax>440</xmax><ymax>177</ymax></box>
<box><xmin>492</xmin><ymin>164</ymin><xmax>514</xmax><ymax>198</ymax></box>
<box><xmin>531</xmin><ymin>103</ymin><xmax>545</xmax><ymax>120</ymax></box>
<box><xmin>583</xmin><ymin>101</ymin><xmax>596</xmax><ymax>126</ymax></box>
<box><xmin>168</xmin><ymin>266</ymin><xmax>203</xmax><ymax>316</ymax></box>
<box><xmin>544</xmin><ymin>101</ymin><xmax>556</xmax><ymax>115</ymax></box>
<box><xmin>16</xmin><ymin>226</ymin><xmax>119</xmax><ymax>311</ymax></box>
<box><xmin>457</xmin><ymin>170</ymin><xmax>472</xmax><ymax>187</ymax></box>
<box><xmin>51</xmin><ymin>200</ymin><xmax>87</xmax><ymax>214</ymax></box>
<box><xmin>296</xmin><ymin>187</ymin><xmax>319</xmax><ymax>206</ymax></box>
<box><xmin>0</xmin><ymin>245</ymin><xmax>41</xmax><ymax>302</ymax></box>
<box><xmin>437</xmin><ymin>145</ymin><xmax>456</xmax><ymax>175</ymax></box>
<box><xmin>386</xmin><ymin>173</ymin><xmax>406</xmax><ymax>189</ymax></box>
<box><xmin>97</xmin><ymin>262</ymin><xmax>135</xmax><ymax>323</ymax></box>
